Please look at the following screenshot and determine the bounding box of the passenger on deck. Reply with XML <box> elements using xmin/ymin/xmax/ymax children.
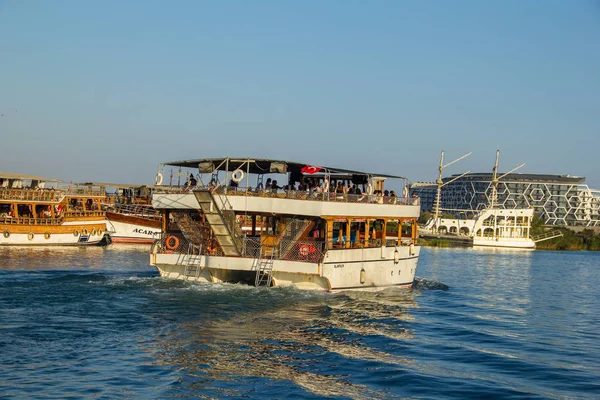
<box><xmin>188</xmin><ymin>174</ymin><xmax>197</xmax><ymax>187</ymax></box>
<box><xmin>265</xmin><ymin>178</ymin><xmax>272</xmax><ymax>191</ymax></box>
<box><xmin>229</xmin><ymin>179</ymin><xmax>239</xmax><ymax>188</ymax></box>
<box><xmin>271</xmin><ymin>180</ymin><xmax>281</xmax><ymax>193</ymax></box>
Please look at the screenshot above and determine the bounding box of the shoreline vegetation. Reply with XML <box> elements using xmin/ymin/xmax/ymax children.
<box><xmin>417</xmin><ymin>213</ymin><xmax>600</xmax><ymax>251</ymax></box>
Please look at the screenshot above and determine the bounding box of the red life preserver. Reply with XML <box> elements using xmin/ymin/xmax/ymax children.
<box><xmin>165</xmin><ymin>236</ymin><xmax>179</xmax><ymax>250</ymax></box>
<box><xmin>299</xmin><ymin>244</ymin><xmax>309</xmax><ymax>257</ymax></box>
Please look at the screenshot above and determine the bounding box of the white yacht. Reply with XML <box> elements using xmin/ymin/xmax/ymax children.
<box><xmin>149</xmin><ymin>157</ymin><xmax>421</xmax><ymax>291</ymax></box>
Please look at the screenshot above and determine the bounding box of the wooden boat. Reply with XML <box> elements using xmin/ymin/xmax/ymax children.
<box><xmin>78</xmin><ymin>182</ymin><xmax>162</xmax><ymax>244</ymax></box>
<box><xmin>149</xmin><ymin>158</ymin><xmax>421</xmax><ymax>291</ymax></box>
<box><xmin>0</xmin><ymin>173</ymin><xmax>107</xmax><ymax>246</ymax></box>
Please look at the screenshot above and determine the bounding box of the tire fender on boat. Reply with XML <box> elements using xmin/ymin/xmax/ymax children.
<box><xmin>165</xmin><ymin>235</ymin><xmax>179</xmax><ymax>250</ymax></box>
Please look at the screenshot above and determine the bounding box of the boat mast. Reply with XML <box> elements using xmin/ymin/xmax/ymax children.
<box><xmin>489</xmin><ymin>150</ymin><xmax>525</xmax><ymax>210</ymax></box>
<box><xmin>433</xmin><ymin>150</ymin><xmax>471</xmax><ymax>233</ymax></box>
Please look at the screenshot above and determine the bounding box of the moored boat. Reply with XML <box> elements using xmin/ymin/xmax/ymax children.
<box><xmin>0</xmin><ymin>173</ymin><xmax>107</xmax><ymax>246</ymax></box>
<box><xmin>149</xmin><ymin>158</ymin><xmax>421</xmax><ymax>291</ymax></box>
<box><xmin>78</xmin><ymin>182</ymin><xmax>162</xmax><ymax>244</ymax></box>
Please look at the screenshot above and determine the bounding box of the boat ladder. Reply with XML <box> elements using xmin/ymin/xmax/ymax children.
<box><xmin>183</xmin><ymin>243</ymin><xmax>203</xmax><ymax>280</ymax></box>
<box><xmin>254</xmin><ymin>246</ymin><xmax>275</xmax><ymax>287</ymax></box>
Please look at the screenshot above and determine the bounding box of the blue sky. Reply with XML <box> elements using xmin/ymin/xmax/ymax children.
<box><xmin>0</xmin><ymin>0</ymin><xmax>598</xmax><ymax>187</ymax></box>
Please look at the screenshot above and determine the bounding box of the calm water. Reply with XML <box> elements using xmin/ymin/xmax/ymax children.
<box><xmin>1</xmin><ymin>246</ymin><xmax>599</xmax><ymax>399</ymax></box>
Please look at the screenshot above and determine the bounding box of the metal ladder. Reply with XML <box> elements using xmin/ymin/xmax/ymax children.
<box><xmin>183</xmin><ymin>243</ymin><xmax>203</xmax><ymax>280</ymax></box>
<box><xmin>254</xmin><ymin>246</ymin><xmax>275</xmax><ymax>287</ymax></box>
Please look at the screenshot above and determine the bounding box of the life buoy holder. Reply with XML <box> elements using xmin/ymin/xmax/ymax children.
<box><xmin>44</xmin><ymin>232</ymin><xmax>51</xmax><ymax>240</ymax></box>
<box><xmin>165</xmin><ymin>235</ymin><xmax>179</xmax><ymax>250</ymax></box>
<box><xmin>155</xmin><ymin>173</ymin><xmax>164</xmax><ymax>185</ymax></box>
<box><xmin>3</xmin><ymin>230</ymin><xmax>9</xmax><ymax>238</ymax></box>
<box><xmin>82</xmin><ymin>228</ymin><xmax>89</xmax><ymax>236</ymax></box>
<box><xmin>73</xmin><ymin>230</ymin><xmax>79</xmax><ymax>237</ymax></box>
<box><xmin>28</xmin><ymin>232</ymin><xmax>34</xmax><ymax>241</ymax></box>
<box><xmin>299</xmin><ymin>244</ymin><xmax>309</xmax><ymax>257</ymax></box>
<box><xmin>232</xmin><ymin>169</ymin><xmax>244</xmax><ymax>183</ymax></box>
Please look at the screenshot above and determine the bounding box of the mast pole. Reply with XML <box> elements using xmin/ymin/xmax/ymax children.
<box><xmin>432</xmin><ymin>150</ymin><xmax>471</xmax><ymax>233</ymax></box>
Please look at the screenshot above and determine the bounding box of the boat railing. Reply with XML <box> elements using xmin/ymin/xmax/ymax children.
<box><xmin>154</xmin><ymin>185</ymin><xmax>420</xmax><ymax>206</ymax></box>
<box><xmin>0</xmin><ymin>216</ymin><xmax>65</xmax><ymax>225</ymax></box>
<box><xmin>64</xmin><ymin>210</ymin><xmax>105</xmax><ymax>218</ymax></box>
<box><xmin>327</xmin><ymin>238</ymin><xmax>383</xmax><ymax>249</ymax></box>
<box><xmin>110</xmin><ymin>203</ymin><xmax>161</xmax><ymax>220</ymax></box>
<box><xmin>0</xmin><ymin>188</ymin><xmax>64</xmax><ymax>202</ymax></box>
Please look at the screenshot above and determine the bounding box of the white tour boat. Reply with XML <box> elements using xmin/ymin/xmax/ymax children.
<box><xmin>420</xmin><ymin>150</ymin><xmax>561</xmax><ymax>249</ymax></box>
<box><xmin>149</xmin><ymin>158</ymin><xmax>421</xmax><ymax>291</ymax></box>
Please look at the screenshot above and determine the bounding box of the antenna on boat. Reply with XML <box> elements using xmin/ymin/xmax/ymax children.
<box><xmin>433</xmin><ymin>150</ymin><xmax>471</xmax><ymax>233</ymax></box>
<box><xmin>489</xmin><ymin>150</ymin><xmax>525</xmax><ymax>209</ymax></box>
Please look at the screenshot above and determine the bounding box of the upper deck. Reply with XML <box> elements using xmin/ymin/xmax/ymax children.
<box><xmin>152</xmin><ymin>157</ymin><xmax>420</xmax><ymax>219</ymax></box>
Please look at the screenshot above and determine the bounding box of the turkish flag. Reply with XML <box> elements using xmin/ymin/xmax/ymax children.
<box><xmin>301</xmin><ymin>165</ymin><xmax>323</xmax><ymax>174</ymax></box>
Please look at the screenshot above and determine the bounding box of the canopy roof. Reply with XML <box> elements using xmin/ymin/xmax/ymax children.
<box><xmin>162</xmin><ymin>157</ymin><xmax>406</xmax><ymax>179</ymax></box>
<box><xmin>76</xmin><ymin>182</ymin><xmax>149</xmax><ymax>189</ymax></box>
<box><xmin>0</xmin><ymin>172</ymin><xmax>62</xmax><ymax>182</ymax></box>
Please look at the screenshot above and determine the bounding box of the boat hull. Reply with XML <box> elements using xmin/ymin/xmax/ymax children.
<box><xmin>106</xmin><ymin>216</ymin><xmax>161</xmax><ymax>244</ymax></box>
<box><xmin>472</xmin><ymin>237</ymin><xmax>535</xmax><ymax>249</ymax></box>
<box><xmin>150</xmin><ymin>245</ymin><xmax>419</xmax><ymax>291</ymax></box>
<box><xmin>0</xmin><ymin>221</ymin><xmax>106</xmax><ymax>246</ymax></box>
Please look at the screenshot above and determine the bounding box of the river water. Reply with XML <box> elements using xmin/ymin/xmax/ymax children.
<box><xmin>1</xmin><ymin>245</ymin><xmax>599</xmax><ymax>399</ymax></box>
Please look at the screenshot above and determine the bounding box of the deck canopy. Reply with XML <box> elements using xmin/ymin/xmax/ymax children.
<box><xmin>0</xmin><ymin>172</ymin><xmax>62</xmax><ymax>182</ymax></box>
<box><xmin>162</xmin><ymin>158</ymin><xmax>406</xmax><ymax>180</ymax></box>
<box><xmin>77</xmin><ymin>182</ymin><xmax>148</xmax><ymax>189</ymax></box>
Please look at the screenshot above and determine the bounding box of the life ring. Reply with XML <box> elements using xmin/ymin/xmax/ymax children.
<box><xmin>44</xmin><ymin>232</ymin><xmax>51</xmax><ymax>240</ymax></box>
<box><xmin>155</xmin><ymin>173</ymin><xmax>163</xmax><ymax>185</ymax></box>
<box><xmin>232</xmin><ymin>169</ymin><xmax>244</xmax><ymax>183</ymax></box>
<box><xmin>73</xmin><ymin>230</ymin><xmax>79</xmax><ymax>237</ymax></box>
<box><xmin>299</xmin><ymin>244</ymin><xmax>309</xmax><ymax>257</ymax></box>
<box><xmin>97</xmin><ymin>229</ymin><xmax>103</xmax><ymax>236</ymax></box>
<box><xmin>207</xmin><ymin>240</ymin><xmax>217</xmax><ymax>254</ymax></box>
<box><xmin>165</xmin><ymin>235</ymin><xmax>179</xmax><ymax>250</ymax></box>
<box><xmin>91</xmin><ymin>228</ymin><xmax>97</xmax><ymax>236</ymax></box>
<box><xmin>28</xmin><ymin>232</ymin><xmax>34</xmax><ymax>241</ymax></box>
<box><xmin>3</xmin><ymin>230</ymin><xmax>9</xmax><ymax>238</ymax></box>
<box><xmin>82</xmin><ymin>228</ymin><xmax>89</xmax><ymax>236</ymax></box>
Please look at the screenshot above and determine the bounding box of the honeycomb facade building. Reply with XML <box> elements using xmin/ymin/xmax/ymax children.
<box><xmin>409</xmin><ymin>173</ymin><xmax>600</xmax><ymax>226</ymax></box>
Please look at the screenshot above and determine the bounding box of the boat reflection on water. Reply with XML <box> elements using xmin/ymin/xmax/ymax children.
<box><xmin>148</xmin><ymin>284</ymin><xmax>420</xmax><ymax>398</ymax></box>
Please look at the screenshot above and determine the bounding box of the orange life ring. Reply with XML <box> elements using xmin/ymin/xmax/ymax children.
<box><xmin>207</xmin><ymin>240</ymin><xmax>217</xmax><ymax>254</ymax></box>
<box><xmin>165</xmin><ymin>236</ymin><xmax>179</xmax><ymax>250</ymax></box>
<box><xmin>299</xmin><ymin>244</ymin><xmax>309</xmax><ymax>257</ymax></box>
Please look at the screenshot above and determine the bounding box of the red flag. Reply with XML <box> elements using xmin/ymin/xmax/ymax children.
<box><xmin>301</xmin><ymin>165</ymin><xmax>322</xmax><ymax>174</ymax></box>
